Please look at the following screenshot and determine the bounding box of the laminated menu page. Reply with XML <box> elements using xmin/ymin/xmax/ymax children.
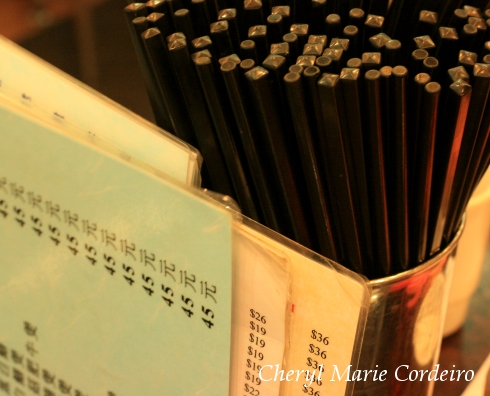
<box><xmin>0</xmin><ymin>36</ymin><xmax>201</xmax><ymax>186</ymax></box>
<box><xmin>230</xmin><ymin>221</ymin><xmax>370</xmax><ymax>396</ymax></box>
<box><xmin>0</xmin><ymin>92</ymin><xmax>233</xmax><ymax>395</ymax></box>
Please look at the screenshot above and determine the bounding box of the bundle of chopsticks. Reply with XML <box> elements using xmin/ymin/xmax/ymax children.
<box><xmin>124</xmin><ymin>0</ymin><xmax>490</xmax><ymax>279</ymax></box>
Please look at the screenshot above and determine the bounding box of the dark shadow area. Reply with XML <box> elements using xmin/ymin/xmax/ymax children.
<box><xmin>19</xmin><ymin>0</ymin><xmax>154</xmax><ymax>123</ymax></box>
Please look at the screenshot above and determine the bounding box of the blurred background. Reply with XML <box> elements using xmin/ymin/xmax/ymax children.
<box><xmin>0</xmin><ymin>0</ymin><xmax>154</xmax><ymax>121</ymax></box>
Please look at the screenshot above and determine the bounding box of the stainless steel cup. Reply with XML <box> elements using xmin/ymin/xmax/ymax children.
<box><xmin>353</xmin><ymin>222</ymin><xmax>464</xmax><ymax>396</ymax></box>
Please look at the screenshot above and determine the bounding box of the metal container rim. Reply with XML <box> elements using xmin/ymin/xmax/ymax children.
<box><xmin>369</xmin><ymin>216</ymin><xmax>465</xmax><ymax>287</ymax></box>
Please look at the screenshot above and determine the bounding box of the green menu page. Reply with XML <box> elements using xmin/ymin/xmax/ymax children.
<box><xmin>0</xmin><ymin>94</ymin><xmax>232</xmax><ymax>395</ymax></box>
<box><xmin>0</xmin><ymin>36</ymin><xmax>201</xmax><ymax>186</ymax></box>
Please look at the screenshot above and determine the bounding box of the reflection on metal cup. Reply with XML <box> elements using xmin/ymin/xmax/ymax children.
<box><xmin>353</xmin><ymin>221</ymin><xmax>464</xmax><ymax>396</ymax></box>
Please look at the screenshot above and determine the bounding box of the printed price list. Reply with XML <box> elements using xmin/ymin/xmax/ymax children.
<box><xmin>298</xmin><ymin>330</ymin><xmax>330</xmax><ymax>396</ymax></box>
<box><xmin>242</xmin><ymin>308</ymin><xmax>270</xmax><ymax>396</ymax></box>
<box><xmin>0</xmin><ymin>176</ymin><xmax>219</xmax><ymax>331</ymax></box>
